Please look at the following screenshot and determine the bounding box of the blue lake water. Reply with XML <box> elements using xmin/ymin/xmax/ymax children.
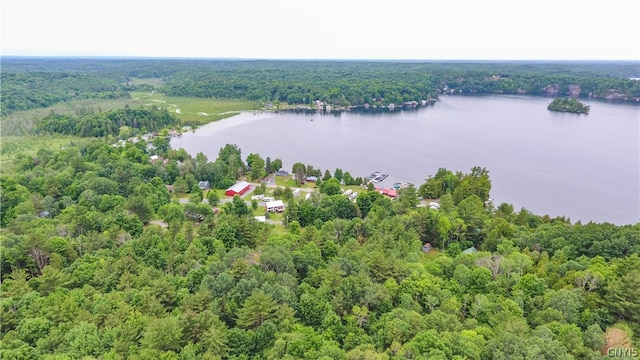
<box><xmin>171</xmin><ymin>95</ymin><xmax>640</xmax><ymax>225</ymax></box>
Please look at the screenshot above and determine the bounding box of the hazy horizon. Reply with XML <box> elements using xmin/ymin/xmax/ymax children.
<box><xmin>2</xmin><ymin>0</ymin><xmax>639</xmax><ymax>61</ymax></box>
<box><xmin>2</xmin><ymin>55</ymin><xmax>638</xmax><ymax>63</ymax></box>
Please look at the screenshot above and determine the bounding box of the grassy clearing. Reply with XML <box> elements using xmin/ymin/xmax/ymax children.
<box><xmin>130</xmin><ymin>91</ymin><xmax>260</xmax><ymax>125</ymax></box>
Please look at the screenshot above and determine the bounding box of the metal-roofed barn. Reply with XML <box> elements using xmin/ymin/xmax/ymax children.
<box><xmin>225</xmin><ymin>181</ymin><xmax>250</xmax><ymax>196</ymax></box>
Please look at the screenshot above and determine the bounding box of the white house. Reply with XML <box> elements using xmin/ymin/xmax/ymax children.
<box><xmin>265</xmin><ymin>200</ymin><xmax>285</xmax><ymax>213</ymax></box>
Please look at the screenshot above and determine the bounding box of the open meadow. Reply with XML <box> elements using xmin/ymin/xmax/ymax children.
<box><xmin>130</xmin><ymin>91</ymin><xmax>260</xmax><ymax>125</ymax></box>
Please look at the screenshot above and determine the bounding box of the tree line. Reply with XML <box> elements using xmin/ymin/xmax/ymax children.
<box><xmin>2</xmin><ymin>58</ymin><xmax>639</xmax><ymax>117</ymax></box>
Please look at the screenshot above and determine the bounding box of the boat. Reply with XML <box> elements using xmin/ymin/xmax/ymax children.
<box><xmin>372</xmin><ymin>173</ymin><xmax>388</xmax><ymax>183</ymax></box>
<box><xmin>366</xmin><ymin>171</ymin><xmax>381</xmax><ymax>181</ymax></box>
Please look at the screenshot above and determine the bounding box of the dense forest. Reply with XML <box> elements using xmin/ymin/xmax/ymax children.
<box><xmin>2</xmin><ymin>58</ymin><xmax>639</xmax><ymax>116</ymax></box>
<box><xmin>1</xmin><ymin>135</ymin><xmax>639</xmax><ymax>359</ymax></box>
<box><xmin>35</xmin><ymin>106</ymin><xmax>180</xmax><ymax>138</ymax></box>
<box><xmin>1</xmin><ymin>57</ymin><xmax>639</xmax><ymax>359</ymax></box>
<box><xmin>0</xmin><ymin>71</ymin><xmax>131</xmax><ymax>116</ymax></box>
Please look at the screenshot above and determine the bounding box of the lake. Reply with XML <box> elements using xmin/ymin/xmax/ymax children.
<box><xmin>171</xmin><ymin>95</ymin><xmax>640</xmax><ymax>225</ymax></box>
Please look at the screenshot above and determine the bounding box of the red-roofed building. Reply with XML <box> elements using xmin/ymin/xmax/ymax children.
<box><xmin>376</xmin><ymin>187</ymin><xmax>397</xmax><ymax>198</ymax></box>
<box><xmin>225</xmin><ymin>181</ymin><xmax>251</xmax><ymax>197</ymax></box>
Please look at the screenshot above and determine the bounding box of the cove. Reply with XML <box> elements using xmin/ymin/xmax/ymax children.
<box><xmin>171</xmin><ymin>95</ymin><xmax>640</xmax><ymax>225</ymax></box>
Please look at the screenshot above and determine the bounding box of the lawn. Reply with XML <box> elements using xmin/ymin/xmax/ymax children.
<box><xmin>274</xmin><ymin>176</ymin><xmax>317</xmax><ymax>189</ymax></box>
<box><xmin>130</xmin><ymin>91</ymin><xmax>261</xmax><ymax>125</ymax></box>
<box><xmin>266</xmin><ymin>212</ymin><xmax>285</xmax><ymax>222</ymax></box>
<box><xmin>205</xmin><ymin>189</ymin><xmax>228</xmax><ymax>200</ymax></box>
<box><xmin>274</xmin><ymin>176</ymin><xmax>297</xmax><ymax>187</ymax></box>
<box><xmin>340</xmin><ymin>184</ymin><xmax>368</xmax><ymax>193</ymax></box>
<box><xmin>253</xmin><ymin>207</ymin><xmax>268</xmax><ymax>216</ymax></box>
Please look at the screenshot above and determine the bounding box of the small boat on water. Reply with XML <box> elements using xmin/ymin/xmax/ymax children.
<box><xmin>373</xmin><ymin>173</ymin><xmax>388</xmax><ymax>183</ymax></box>
<box><xmin>366</xmin><ymin>171</ymin><xmax>381</xmax><ymax>181</ymax></box>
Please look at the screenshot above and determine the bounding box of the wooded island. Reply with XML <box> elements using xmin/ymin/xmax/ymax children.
<box><xmin>548</xmin><ymin>97</ymin><xmax>591</xmax><ymax>114</ymax></box>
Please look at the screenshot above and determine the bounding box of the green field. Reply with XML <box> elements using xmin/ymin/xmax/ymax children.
<box><xmin>130</xmin><ymin>91</ymin><xmax>261</xmax><ymax>125</ymax></box>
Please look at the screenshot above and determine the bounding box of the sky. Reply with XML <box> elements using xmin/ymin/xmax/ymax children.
<box><xmin>2</xmin><ymin>0</ymin><xmax>639</xmax><ymax>60</ymax></box>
